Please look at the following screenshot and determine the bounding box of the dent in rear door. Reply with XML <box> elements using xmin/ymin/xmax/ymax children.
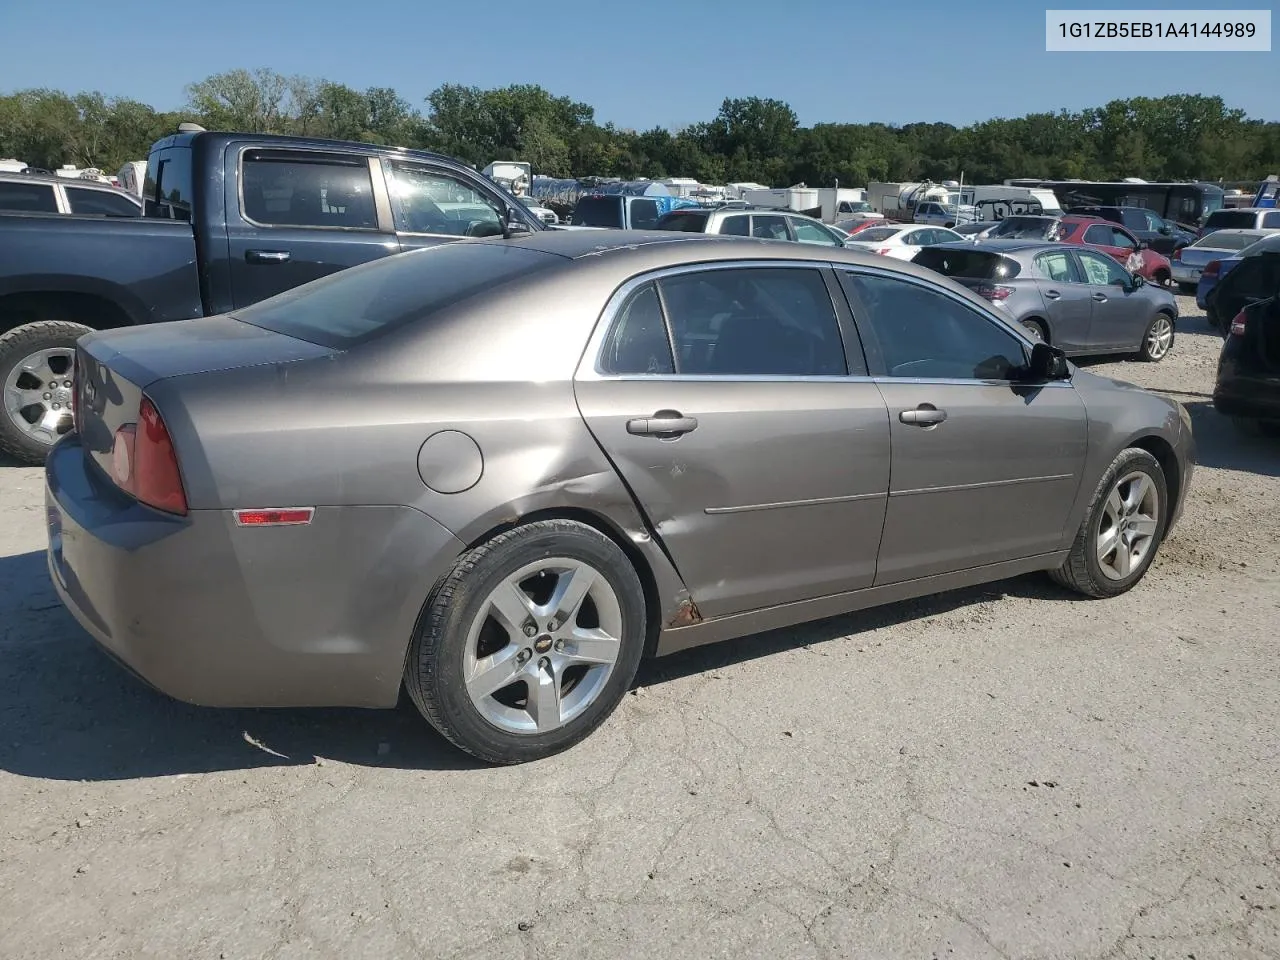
<box><xmin>573</xmin><ymin>267</ymin><xmax>892</xmax><ymax>620</ymax></box>
<box><xmin>224</xmin><ymin>146</ymin><xmax>400</xmax><ymax>309</ymax></box>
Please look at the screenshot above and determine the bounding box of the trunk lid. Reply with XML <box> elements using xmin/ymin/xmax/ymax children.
<box><xmin>75</xmin><ymin>314</ymin><xmax>332</xmax><ymax>481</ymax></box>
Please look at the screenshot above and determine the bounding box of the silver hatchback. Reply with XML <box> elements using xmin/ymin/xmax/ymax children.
<box><xmin>913</xmin><ymin>240</ymin><xmax>1179</xmax><ymax>361</ymax></box>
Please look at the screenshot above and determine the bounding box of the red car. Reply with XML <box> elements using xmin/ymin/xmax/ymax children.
<box><xmin>1056</xmin><ymin>215</ymin><xmax>1174</xmax><ymax>286</ymax></box>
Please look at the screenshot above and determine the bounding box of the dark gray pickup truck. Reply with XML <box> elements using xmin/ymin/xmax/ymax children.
<box><xmin>0</xmin><ymin>129</ymin><xmax>544</xmax><ymax>463</ymax></box>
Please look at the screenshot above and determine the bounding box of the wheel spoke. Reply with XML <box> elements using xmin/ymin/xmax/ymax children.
<box><xmin>562</xmin><ymin>627</ymin><xmax>621</xmax><ymax>667</ymax></box>
<box><xmin>547</xmin><ymin>564</ymin><xmax>595</xmax><ymax>625</ymax></box>
<box><xmin>1113</xmin><ymin>540</ymin><xmax>1133</xmax><ymax>577</ymax></box>
<box><xmin>487</xmin><ymin>579</ymin><xmax>537</xmax><ymax>639</ymax></box>
<box><xmin>466</xmin><ymin>646</ymin><xmax>523</xmax><ymax>700</ymax></box>
<box><xmin>1129</xmin><ymin>516</ymin><xmax>1158</xmax><ymax>538</ymax></box>
<box><xmin>1105</xmin><ymin>488</ymin><xmax>1124</xmax><ymax>524</ymax></box>
<box><xmin>527</xmin><ymin>663</ymin><xmax>563</xmax><ymax>731</ymax></box>
<box><xmin>1123</xmin><ymin>475</ymin><xmax>1150</xmax><ymax>514</ymax></box>
<box><xmin>1096</xmin><ymin>525</ymin><xmax>1120</xmax><ymax>563</ymax></box>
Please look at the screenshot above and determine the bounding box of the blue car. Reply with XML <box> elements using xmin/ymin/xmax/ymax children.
<box><xmin>1197</xmin><ymin>232</ymin><xmax>1280</xmax><ymax>326</ymax></box>
<box><xmin>1184</xmin><ymin>229</ymin><xmax>1277</xmax><ymax>304</ymax></box>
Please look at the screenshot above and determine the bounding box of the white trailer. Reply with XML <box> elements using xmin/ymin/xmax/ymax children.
<box><xmin>482</xmin><ymin>161</ymin><xmax>533</xmax><ymax>196</ymax></box>
<box><xmin>867</xmin><ymin>181</ymin><xmax>951</xmax><ymax>220</ymax></box>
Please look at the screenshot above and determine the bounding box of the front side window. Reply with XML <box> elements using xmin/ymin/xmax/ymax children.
<box><xmin>1110</xmin><ymin>227</ymin><xmax>1137</xmax><ymax>250</ymax></box>
<box><xmin>599</xmin><ymin>283</ymin><xmax>674</xmax><ymax>375</ymax></box>
<box><xmin>0</xmin><ymin>181</ymin><xmax>57</xmax><ymax>213</ymax></box>
<box><xmin>387</xmin><ymin>163</ymin><xmax>502</xmax><ymax>237</ymax></box>
<box><xmin>657</xmin><ymin>268</ymin><xmax>848</xmax><ymax>376</ymax></box>
<box><xmin>751</xmin><ymin>215</ymin><xmax>790</xmax><ymax>240</ymax></box>
<box><xmin>790</xmin><ymin>218</ymin><xmax>839</xmax><ymax>245</ymax></box>
<box><xmin>65</xmin><ymin>187</ymin><xmax>140</xmax><ymax>217</ymax></box>
<box><xmin>843</xmin><ymin>272</ymin><xmax>1027</xmax><ymax>381</ymax></box>
<box><xmin>243</xmin><ymin>153</ymin><xmax>378</xmax><ymax>229</ymax></box>
<box><xmin>1076</xmin><ymin>249</ymin><xmax>1130</xmax><ymax>286</ymax></box>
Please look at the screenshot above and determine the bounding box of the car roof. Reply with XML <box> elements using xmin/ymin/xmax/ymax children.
<box><xmin>927</xmin><ymin>239</ymin><xmax>1077</xmax><ymax>255</ymax></box>
<box><xmin>1210</xmin><ymin>207</ymin><xmax>1271</xmax><ymax>215</ymax></box>
<box><xmin>1198</xmin><ymin>228</ymin><xmax>1271</xmax><ymax>237</ymax></box>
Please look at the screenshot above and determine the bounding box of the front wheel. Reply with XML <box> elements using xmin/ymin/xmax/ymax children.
<box><xmin>1138</xmin><ymin>313</ymin><xmax>1174</xmax><ymax>362</ymax></box>
<box><xmin>1021</xmin><ymin>319</ymin><xmax>1048</xmax><ymax>342</ymax></box>
<box><xmin>1050</xmin><ymin>448</ymin><xmax>1168</xmax><ymax>598</ymax></box>
<box><xmin>404</xmin><ymin>519</ymin><xmax>647</xmax><ymax>764</ymax></box>
<box><xmin>0</xmin><ymin>321</ymin><xmax>94</xmax><ymax>465</ymax></box>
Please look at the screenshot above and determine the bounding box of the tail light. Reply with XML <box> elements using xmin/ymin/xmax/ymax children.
<box><xmin>1202</xmin><ymin>259</ymin><xmax>1221</xmax><ymax>279</ymax></box>
<box><xmin>109</xmin><ymin>396</ymin><xmax>187</xmax><ymax>515</ymax></box>
<box><xmin>1230</xmin><ymin>309</ymin><xmax>1249</xmax><ymax>338</ymax></box>
<box><xmin>1171</xmin><ymin>248</ymin><xmax>1181</xmax><ymax>262</ymax></box>
<box><xmin>975</xmin><ymin>283</ymin><xmax>1014</xmax><ymax>301</ymax></box>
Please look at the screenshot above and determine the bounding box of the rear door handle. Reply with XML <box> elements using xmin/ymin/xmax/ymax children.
<box><xmin>1043</xmin><ymin>290</ymin><xmax>1061</xmax><ymax>300</ymax></box>
<box><xmin>1091</xmin><ymin>292</ymin><xmax>1108</xmax><ymax>301</ymax></box>
<box><xmin>626</xmin><ymin>412</ymin><xmax>698</xmax><ymax>437</ymax></box>
<box><xmin>899</xmin><ymin>405</ymin><xmax>947</xmax><ymax>426</ymax></box>
<box><xmin>245</xmin><ymin>249</ymin><xmax>291</xmax><ymax>264</ymax></box>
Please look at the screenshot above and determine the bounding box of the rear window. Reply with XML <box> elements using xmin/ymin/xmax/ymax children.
<box><xmin>232</xmin><ymin>242</ymin><xmax>555</xmax><ymax>349</ymax></box>
<box><xmin>1239</xmin><ymin>234</ymin><xmax>1280</xmax><ymax>257</ymax></box>
<box><xmin>987</xmin><ymin>217</ymin><xmax>1061</xmax><ymax>240</ymax></box>
<box><xmin>1193</xmin><ymin>231</ymin><xmax>1266</xmax><ymax>251</ymax></box>
<box><xmin>913</xmin><ymin>248</ymin><xmax>1021</xmax><ymax>280</ymax></box>
<box><xmin>850</xmin><ymin>226</ymin><xmax>900</xmax><ymax>242</ymax></box>
<box><xmin>144</xmin><ymin>146</ymin><xmax>193</xmax><ymax>221</ymax></box>
<box><xmin>65</xmin><ymin>186</ymin><xmax>141</xmax><ymax>217</ymax></box>
<box><xmin>0</xmin><ymin>181</ymin><xmax>58</xmax><ymax>213</ymax></box>
<box><xmin>655</xmin><ymin>211</ymin><xmax>709</xmax><ymax>232</ymax></box>
<box><xmin>572</xmin><ymin>196</ymin><xmax>623</xmax><ymax>228</ymax></box>
<box><xmin>1205</xmin><ymin>210</ymin><xmax>1260</xmax><ymax>229</ymax></box>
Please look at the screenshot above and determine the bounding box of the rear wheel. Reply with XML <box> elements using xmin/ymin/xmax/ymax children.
<box><xmin>404</xmin><ymin>519</ymin><xmax>647</xmax><ymax>764</ymax></box>
<box><xmin>1050</xmin><ymin>448</ymin><xmax>1167</xmax><ymax>598</ymax></box>
<box><xmin>1138</xmin><ymin>313</ymin><xmax>1174</xmax><ymax>361</ymax></box>
<box><xmin>1021</xmin><ymin>318</ymin><xmax>1049</xmax><ymax>342</ymax></box>
<box><xmin>0</xmin><ymin>321</ymin><xmax>92</xmax><ymax>465</ymax></box>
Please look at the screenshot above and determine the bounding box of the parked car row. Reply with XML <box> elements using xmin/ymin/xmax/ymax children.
<box><xmin>0</xmin><ymin>171</ymin><xmax>142</xmax><ymax>217</ymax></box>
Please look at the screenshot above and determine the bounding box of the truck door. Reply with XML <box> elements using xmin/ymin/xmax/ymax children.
<box><xmin>225</xmin><ymin>146</ymin><xmax>400</xmax><ymax>309</ymax></box>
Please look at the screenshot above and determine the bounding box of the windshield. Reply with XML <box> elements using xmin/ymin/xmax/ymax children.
<box><xmin>1237</xmin><ymin>234</ymin><xmax>1280</xmax><ymax>257</ymax></box>
<box><xmin>848</xmin><ymin>226</ymin><xmax>901</xmax><ymax>243</ymax></box>
<box><xmin>912</xmin><ymin>248</ymin><xmax>1021</xmax><ymax>279</ymax></box>
<box><xmin>571</xmin><ymin>196</ymin><xmax>623</xmax><ymax>228</ymax></box>
<box><xmin>987</xmin><ymin>217</ymin><xmax>1061</xmax><ymax>240</ymax></box>
<box><xmin>845</xmin><ymin>202</ymin><xmax>872</xmax><ymax>212</ymax></box>
<box><xmin>233</xmin><ymin>242</ymin><xmax>554</xmax><ymax>349</ymax></box>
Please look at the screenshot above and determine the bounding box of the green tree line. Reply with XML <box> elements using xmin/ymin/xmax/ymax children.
<box><xmin>2</xmin><ymin>68</ymin><xmax>1278</xmax><ymax>187</ymax></box>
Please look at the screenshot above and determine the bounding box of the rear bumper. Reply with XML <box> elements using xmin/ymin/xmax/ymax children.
<box><xmin>1172</xmin><ymin>264</ymin><xmax>1202</xmax><ymax>284</ymax></box>
<box><xmin>1213</xmin><ymin>359</ymin><xmax>1280</xmax><ymax>421</ymax></box>
<box><xmin>45</xmin><ymin>437</ymin><xmax>465</xmax><ymax>708</ymax></box>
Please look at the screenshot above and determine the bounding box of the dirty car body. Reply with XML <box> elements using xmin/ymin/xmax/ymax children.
<box><xmin>46</xmin><ymin>232</ymin><xmax>1197</xmax><ymax>763</ymax></box>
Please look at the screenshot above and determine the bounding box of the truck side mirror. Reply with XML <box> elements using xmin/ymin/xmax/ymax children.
<box><xmin>503</xmin><ymin>212</ymin><xmax>533</xmax><ymax>238</ymax></box>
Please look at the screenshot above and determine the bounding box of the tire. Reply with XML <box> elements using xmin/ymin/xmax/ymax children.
<box><xmin>1177</xmin><ymin>282</ymin><xmax>1197</xmax><ymax>295</ymax></box>
<box><xmin>1137</xmin><ymin>313</ymin><xmax>1174</xmax><ymax>362</ymax></box>
<box><xmin>404</xmin><ymin>519</ymin><xmax>647</xmax><ymax>764</ymax></box>
<box><xmin>1153</xmin><ymin>270</ymin><xmax>1171</xmax><ymax>288</ymax></box>
<box><xmin>1050</xmin><ymin>448</ymin><xmax>1168</xmax><ymax>598</ymax></box>
<box><xmin>0</xmin><ymin>321</ymin><xmax>93</xmax><ymax>465</ymax></box>
<box><xmin>1021</xmin><ymin>318</ymin><xmax>1048</xmax><ymax>342</ymax></box>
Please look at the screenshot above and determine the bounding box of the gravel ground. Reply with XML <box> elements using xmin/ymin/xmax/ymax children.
<box><xmin>1</xmin><ymin>296</ymin><xmax>1277</xmax><ymax>960</ymax></box>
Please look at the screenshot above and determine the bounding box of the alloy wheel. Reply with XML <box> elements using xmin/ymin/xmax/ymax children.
<box><xmin>3</xmin><ymin>347</ymin><xmax>76</xmax><ymax>446</ymax></box>
<box><xmin>462</xmin><ymin>557</ymin><xmax>623</xmax><ymax>735</ymax></box>
<box><xmin>1096</xmin><ymin>471</ymin><xmax>1160</xmax><ymax>581</ymax></box>
<box><xmin>1145</xmin><ymin>316</ymin><xmax>1173</xmax><ymax>360</ymax></box>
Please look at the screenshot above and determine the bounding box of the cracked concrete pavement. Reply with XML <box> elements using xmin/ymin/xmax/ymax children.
<box><xmin>0</xmin><ymin>295</ymin><xmax>1277</xmax><ymax>959</ymax></box>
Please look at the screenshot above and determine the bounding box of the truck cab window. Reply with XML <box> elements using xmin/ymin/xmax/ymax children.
<box><xmin>388</xmin><ymin>163</ymin><xmax>504</xmax><ymax>237</ymax></box>
<box><xmin>242</xmin><ymin>154</ymin><xmax>378</xmax><ymax>229</ymax></box>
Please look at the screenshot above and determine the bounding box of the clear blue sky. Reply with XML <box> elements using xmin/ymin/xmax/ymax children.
<box><xmin>1</xmin><ymin>0</ymin><xmax>1276</xmax><ymax>129</ymax></box>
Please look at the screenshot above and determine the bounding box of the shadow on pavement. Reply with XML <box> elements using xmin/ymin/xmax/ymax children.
<box><xmin>1180</xmin><ymin>400</ymin><xmax>1280</xmax><ymax>478</ymax></box>
<box><xmin>0</xmin><ymin>545</ymin><xmax>1082</xmax><ymax>782</ymax></box>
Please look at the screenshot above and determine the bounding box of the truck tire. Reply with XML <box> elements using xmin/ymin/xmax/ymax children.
<box><xmin>0</xmin><ymin>321</ymin><xmax>93</xmax><ymax>465</ymax></box>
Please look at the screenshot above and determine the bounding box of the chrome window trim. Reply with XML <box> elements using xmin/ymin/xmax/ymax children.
<box><xmin>576</xmin><ymin>258</ymin><xmax>858</xmax><ymax>384</ymax></box>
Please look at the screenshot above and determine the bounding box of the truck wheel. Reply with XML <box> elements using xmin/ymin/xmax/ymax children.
<box><xmin>0</xmin><ymin>321</ymin><xmax>93</xmax><ymax>465</ymax></box>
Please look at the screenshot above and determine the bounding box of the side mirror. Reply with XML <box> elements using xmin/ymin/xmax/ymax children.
<box><xmin>1158</xmin><ymin>223</ymin><xmax>1173</xmax><ymax>235</ymax></box>
<box><xmin>503</xmin><ymin>213</ymin><xmax>533</xmax><ymax>239</ymax></box>
<box><xmin>1027</xmin><ymin>341</ymin><xmax>1070</xmax><ymax>381</ymax></box>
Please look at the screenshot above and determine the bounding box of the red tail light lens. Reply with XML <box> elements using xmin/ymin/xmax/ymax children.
<box><xmin>1202</xmin><ymin>259</ymin><xmax>1221</xmax><ymax>279</ymax></box>
<box><xmin>874</xmin><ymin>247</ymin><xmax>892</xmax><ymax>255</ymax></box>
<box><xmin>1230</xmin><ymin>310</ymin><xmax>1249</xmax><ymax>337</ymax></box>
<box><xmin>975</xmin><ymin>283</ymin><xmax>1014</xmax><ymax>301</ymax></box>
<box><xmin>109</xmin><ymin>397</ymin><xmax>187</xmax><ymax>515</ymax></box>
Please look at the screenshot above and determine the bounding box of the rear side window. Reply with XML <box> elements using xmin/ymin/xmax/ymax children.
<box><xmin>1084</xmin><ymin>224</ymin><xmax>1114</xmax><ymax>245</ymax></box>
<box><xmin>242</xmin><ymin>152</ymin><xmax>377</xmax><ymax>229</ymax></box>
<box><xmin>571</xmin><ymin>196</ymin><xmax>623</xmax><ymax>228</ymax></box>
<box><xmin>658</xmin><ymin>268</ymin><xmax>849</xmax><ymax>376</ymax></box>
<box><xmin>913</xmin><ymin>248</ymin><xmax>1021</xmax><ymax>280</ymax></box>
<box><xmin>65</xmin><ymin>187</ymin><xmax>140</xmax><ymax>217</ymax></box>
<box><xmin>630</xmin><ymin>198</ymin><xmax>661</xmax><ymax>230</ymax></box>
<box><xmin>1034</xmin><ymin>250</ymin><xmax>1081</xmax><ymax>283</ymax></box>
<box><xmin>599</xmin><ymin>283</ymin><xmax>674</xmax><ymax>375</ymax></box>
<box><xmin>751</xmin><ymin>215</ymin><xmax>790</xmax><ymax>240</ymax></box>
<box><xmin>0</xmin><ymin>181</ymin><xmax>57</xmax><ymax>213</ymax></box>
<box><xmin>233</xmin><ymin>242</ymin><xmax>554</xmax><ymax>348</ymax></box>
<box><xmin>656</xmin><ymin>211</ymin><xmax>709</xmax><ymax>232</ymax></box>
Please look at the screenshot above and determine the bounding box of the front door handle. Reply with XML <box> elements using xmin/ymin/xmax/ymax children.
<box><xmin>627</xmin><ymin>411</ymin><xmax>698</xmax><ymax>438</ymax></box>
<box><xmin>899</xmin><ymin>404</ymin><xmax>947</xmax><ymax>426</ymax></box>
<box><xmin>1043</xmin><ymin>290</ymin><xmax>1061</xmax><ymax>300</ymax></box>
<box><xmin>245</xmin><ymin>249</ymin><xmax>291</xmax><ymax>264</ymax></box>
<box><xmin>1091</xmin><ymin>292</ymin><xmax>1108</xmax><ymax>302</ymax></box>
